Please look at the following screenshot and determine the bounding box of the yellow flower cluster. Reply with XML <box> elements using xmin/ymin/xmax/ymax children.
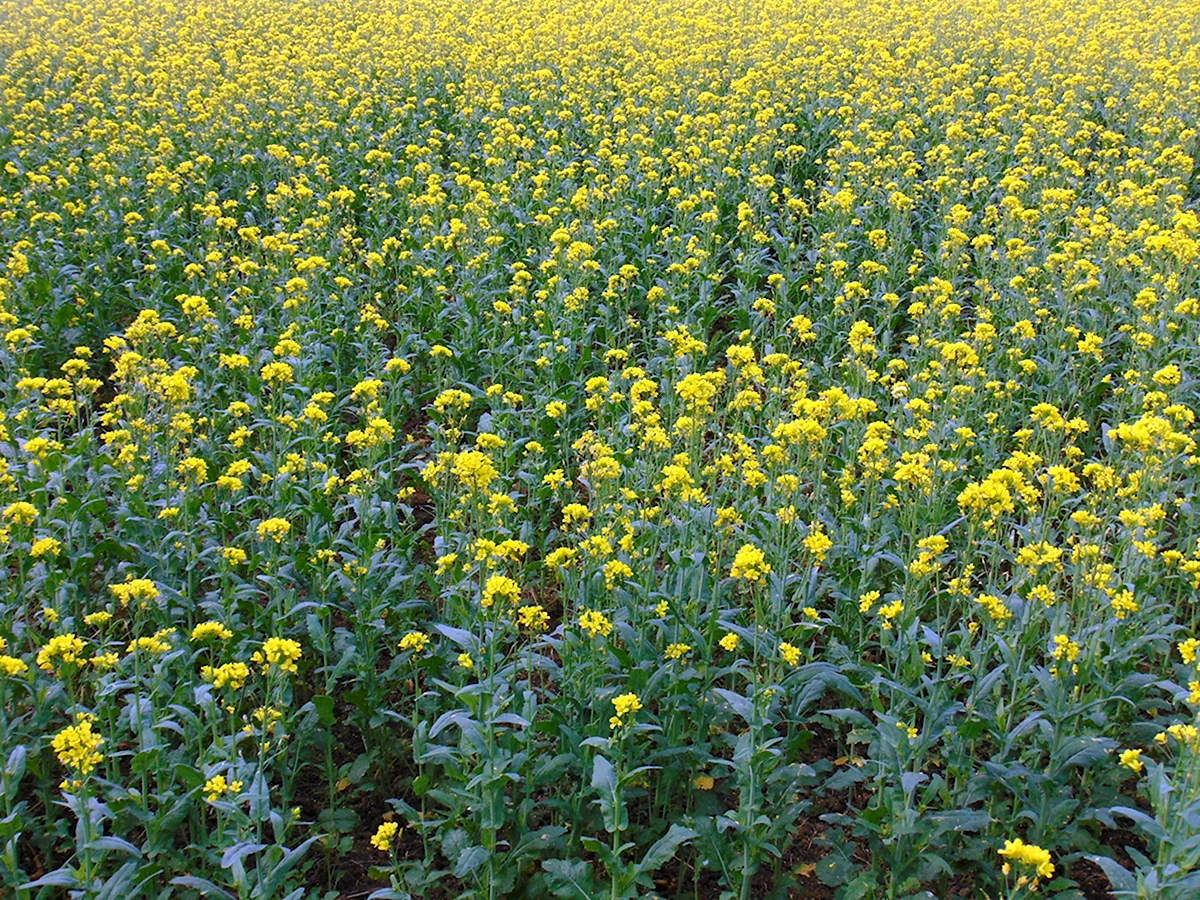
<box><xmin>51</xmin><ymin>716</ymin><xmax>104</xmax><ymax>775</ymax></box>
<box><xmin>203</xmin><ymin>775</ymin><xmax>244</xmax><ymax>802</ymax></box>
<box><xmin>202</xmin><ymin>662</ymin><xmax>251</xmax><ymax>690</ymax></box>
<box><xmin>191</xmin><ymin>622</ymin><xmax>234</xmax><ymax>642</ymax></box>
<box><xmin>256</xmin><ymin>518</ymin><xmax>292</xmax><ymax>542</ymax></box>
<box><xmin>609</xmin><ymin>692</ymin><xmax>643</xmax><ymax>729</ymax></box>
<box><xmin>579</xmin><ymin>610</ymin><xmax>613</xmax><ymax>638</ymax></box>
<box><xmin>36</xmin><ymin>634</ymin><xmax>85</xmax><ymax>672</ymax></box>
<box><xmin>253</xmin><ymin>638</ymin><xmax>302</xmax><ymax>674</ymax></box>
<box><xmin>371</xmin><ymin>821</ymin><xmax>400</xmax><ymax>852</ymax></box>
<box><xmin>398</xmin><ymin>631</ymin><xmax>430</xmax><ymax>653</ymax></box>
<box><xmin>998</xmin><ymin>838</ymin><xmax>1054</xmax><ymax>880</ymax></box>
<box><xmin>109</xmin><ymin>578</ymin><xmax>160</xmax><ymax>606</ymax></box>
<box><xmin>729</xmin><ymin>544</ymin><xmax>770</xmax><ymax>582</ymax></box>
<box><xmin>481</xmin><ymin>573</ymin><xmax>521</xmax><ymax>608</ymax></box>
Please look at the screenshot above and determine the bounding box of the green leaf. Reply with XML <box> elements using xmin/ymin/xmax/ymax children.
<box><xmin>131</xmin><ymin>749</ymin><xmax>160</xmax><ymax>776</ymax></box>
<box><xmin>174</xmin><ymin>764</ymin><xmax>206</xmax><ymax>792</ymax></box>
<box><xmin>453</xmin><ymin>844</ymin><xmax>489</xmax><ymax>879</ymax></box>
<box><xmin>5</xmin><ymin>745</ymin><xmax>26</xmax><ymax>783</ymax></box>
<box><xmin>313</xmin><ymin>694</ymin><xmax>335</xmax><ymax>726</ymax></box>
<box><xmin>347</xmin><ymin>753</ymin><xmax>371</xmax><ymax>784</ymax></box>
<box><xmin>636</xmin><ymin>824</ymin><xmax>697</xmax><ymax>875</ymax></box>
<box><xmin>1085</xmin><ymin>855</ymin><xmax>1137</xmax><ymax>895</ymax></box>
<box><xmin>318</xmin><ymin>807</ymin><xmax>359</xmax><ymax>833</ymax></box>
<box><xmin>152</xmin><ymin>793</ymin><xmax>195</xmax><ymax>841</ymax></box>
<box><xmin>168</xmin><ymin>875</ymin><xmax>236</xmax><ymax>899</ymax></box>
<box><xmin>221</xmin><ymin>841</ymin><xmax>268</xmax><ymax>869</ymax></box>
<box><xmin>1110</xmin><ymin>805</ymin><xmax>1167</xmax><ymax>841</ymax></box>
<box><xmin>512</xmin><ymin>825</ymin><xmax>568</xmax><ymax>858</ymax></box>
<box><xmin>344</xmin><ymin>688</ymin><xmax>370</xmax><ymax>715</ymax></box>
<box><xmin>592</xmin><ymin>754</ymin><xmax>616</xmax><ymax>794</ymax></box>
<box><xmin>261</xmin><ymin>836</ymin><xmax>321</xmax><ymax>896</ymax></box>
<box><xmin>434</xmin><ymin>623</ymin><xmax>476</xmax><ymax>648</ymax></box>
<box><xmin>712</xmin><ymin>687</ymin><xmax>755</xmax><ymax>723</ymax></box>
<box><xmin>96</xmin><ymin>860</ymin><xmax>140</xmax><ymax>900</ymax></box>
<box><xmin>21</xmin><ymin>868</ymin><xmax>82</xmax><ymax>889</ymax></box>
<box><xmin>541</xmin><ymin>858</ymin><xmax>593</xmax><ymax>898</ymax></box>
<box><xmin>1061</xmin><ymin>736</ymin><xmax>1117</xmax><ymax>768</ymax></box>
<box><xmin>87</xmin><ymin>835</ymin><xmax>143</xmax><ymax>857</ymax></box>
<box><xmin>926</xmin><ymin>809</ymin><xmax>989</xmax><ymax>836</ymax></box>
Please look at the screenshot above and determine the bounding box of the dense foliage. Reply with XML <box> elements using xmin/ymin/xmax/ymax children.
<box><xmin>0</xmin><ymin>0</ymin><xmax>1199</xmax><ymax>897</ymax></box>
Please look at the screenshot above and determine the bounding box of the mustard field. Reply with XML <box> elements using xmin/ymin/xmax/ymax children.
<box><xmin>0</xmin><ymin>0</ymin><xmax>1199</xmax><ymax>897</ymax></box>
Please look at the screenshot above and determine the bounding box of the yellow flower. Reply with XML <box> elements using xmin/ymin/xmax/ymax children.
<box><xmin>190</xmin><ymin>621</ymin><xmax>233</xmax><ymax>642</ymax></box>
<box><xmin>1152</xmin><ymin>364</ymin><xmax>1181</xmax><ymax>387</ymax></box>
<box><xmin>579</xmin><ymin>609</ymin><xmax>613</xmax><ymax>638</ymax></box>
<box><xmin>1119</xmin><ymin>749</ymin><xmax>1144</xmax><ymax>774</ymax></box>
<box><xmin>603</xmin><ymin>559</ymin><xmax>633</xmax><ymax>588</ymax></box>
<box><xmin>259</xmin><ymin>361</ymin><xmax>294</xmax><ymax>385</ymax></box>
<box><xmin>0</xmin><ymin>655</ymin><xmax>29</xmax><ymax>677</ymax></box>
<box><xmin>398</xmin><ymin>631</ymin><xmax>430</xmax><ymax>653</ymax></box>
<box><xmin>371</xmin><ymin>821</ymin><xmax>400</xmax><ymax>851</ymax></box>
<box><xmin>719</xmin><ymin>632</ymin><xmax>739</xmax><ymax>652</ymax></box>
<box><xmin>780</xmin><ymin>642</ymin><xmax>801</xmax><ymax>666</ymax></box>
<box><xmin>202</xmin><ymin>662</ymin><xmax>250</xmax><ymax>690</ymax></box>
<box><xmin>803</xmin><ymin>524</ymin><xmax>833</xmax><ymax>564</ymax></box>
<box><xmin>665</xmin><ymin>643</ymin><xmax>691</xmax><ymax>661</ymax></box>
<box><xmin>37</xmin><ymin>634</ymin><xmax>86</xmax><ymax>672</ymax></box>
<box><xmin>29</xmin><ymin>536</ymin><xmax>62</xmax><ymax>558</ymax></box>
<box><xmin>545</xmin><ymin>547</ymin><xmax>579</xmax><ymax>572</ymax></box>
<box><xmin>176</xmin><ymin>456</ymin><xmax>208</xmax><ymax>482</ymax></box>
<box><xmin>126</xmin><ymin>631</ymin><xmax>174</xmax><ymax>655</ymax></box>
<box><xmin>517</xmin><ymin>605</ymin><xmax>550</xmax><ymax>632</ymax></box>
<box><xmin>203</xmin><ymin>775</ymin><xmax>243</xmax><ymax>802</ymax></box>
<box><xmin>1181</xmin><ymin>638</ymin><xmax>1200</xmax><ymax>666</ymax></box>
<box><xmin>974</xmin><ymin>593</ymin><xmax>1011</xmax><ymax>624</ymax></box>
<box><xmin>451</xmin><ymin>450</ymin><xmax>499</xmax><ymax>494</ymax></box>
<box><xmin>2</xmin><ymin>501</ymin><xmax>38</xmax><ymax>525</ymax></box>
<box><xmin>878</xmin><ymin>600</ymin><xmax>904</xmax><ymax>629</ymax></box>
<box><xmin>998</xmin><ymin>838</ymin><xmax>1054</xmax><ymax>880</ymax></box>
<box><xmin>109</xmin><ymin>578</ymin><xmax>160</xmax><ymax>607</ymax></box>
<box><xmin>432</xmin><ymin>388</ymin><xmax>471</xmax><ymax>414</ymax></box>
<box><xmin>482</xmin><ymin>573</ymin><xmax>520</xmax><ymax>608</ymax></box>
<box><xmin>256</xmin><ymin>517</ymin><xmax>292</xmax><ymax>542</ymax></box>
<box><xmin>609</xmin><ymin>692</ymin><xmax>643</xmax><ymax>729</ymax></box>
<box><xmin>1051</xmin><ymin>634</ymin><xmax>1078</xmax><ymax>661</ymax></box>
<box><xmin>1111</xmin><ymin>589</ymin><xmax>1139</xmax><ymax>620</ymax></box>
<box><xmin>729</xmin><ymin>544</ymin><xmax>770</xmax><ymax>582</ymax></box>
<box><xmin>674</xmin><ymin>372</ymin><xmax>718</xmax><ymax>412</ymax></box>
<box><xmin>253</xmin><ymin>637</ymin><xmax>301</xmax><ymax>674</ymax></box>
<box><xmin>1160</xmin><ymin>723</ymin><xmax>1200</xmax><ymax>746</ymax></box>
<box><xmin>51</xmin><ymin>716</ymin><xmax>104</xmax><ymax>775</ymax></box>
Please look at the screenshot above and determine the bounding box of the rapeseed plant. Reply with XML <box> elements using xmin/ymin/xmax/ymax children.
<box><xmin>0</xmin><ymin>0</ymin><xmax>1197</xmax><ymax>895</ymax></box>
